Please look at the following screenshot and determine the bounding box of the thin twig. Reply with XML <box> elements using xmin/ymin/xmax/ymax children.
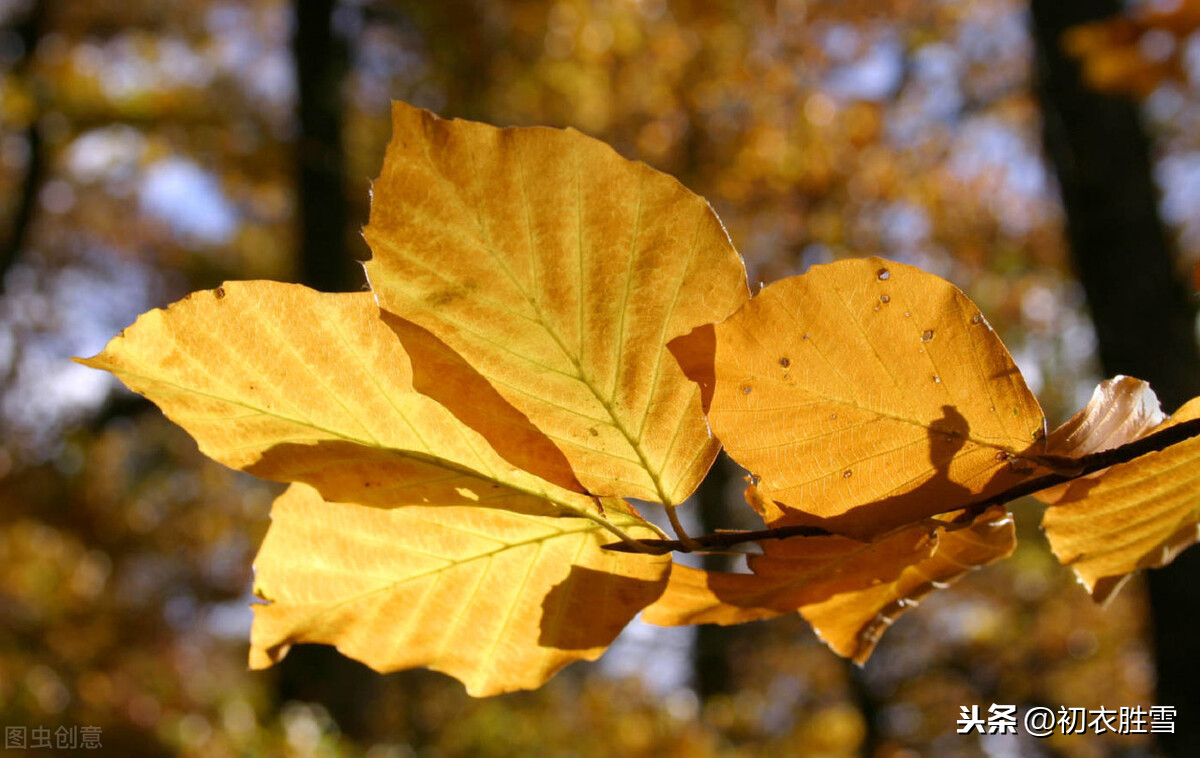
<box><xmin>663</xmin><ymin>502</ymin><xmax>701</xmax><ymax>552</ymax></box>
<box><xmin>604</xmin><ymin>417</ymin><xmax>1200</xmax><ymax>554</ymax></box>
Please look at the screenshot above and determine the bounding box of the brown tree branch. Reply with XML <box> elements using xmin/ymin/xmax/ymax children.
<box><xmin>604</xmin><ymin>417</ymin><xmax>1200</xmax><ymax>554</ymax></box>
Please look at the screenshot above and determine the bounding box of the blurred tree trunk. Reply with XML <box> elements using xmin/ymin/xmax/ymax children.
<box><xmin>1030</xmin><ymin>1</ymin><xmax>1200</xmax><ymax>754</ymax></box>
<box><xmin>294</xmin><ymin>0</ymin><xmax>359</xmax><ymax>291</ymax></box>
<box><xmin>402</xmin><ymin>0</ymin><xmax>495</xmax><ymax>121</ymax></box>
<box><xmin>275</xmin><ymin>0</ymin><xmax>380</xmax><ymax>739</ymax></box>
<box><xmin>692</xmin><ymin>455</ymin><xmax>737</xmax><ymax>699</ymax></box>
<box><xmin>0</xmin><ymin>0</ymin><xmax>47</xmax><ymax>294</ymax></box>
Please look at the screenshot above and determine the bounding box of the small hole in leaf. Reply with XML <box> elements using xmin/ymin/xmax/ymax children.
<box><xmin>921</xmin><ymin>329</ymin><xmax>934</xmax><ymax>342</ymax></box>
<box><xmin>843</xmin><ymin>469</ymin><xmax>853</xmax><ymax>478</ymax></box>
<box><xmin>876</xmin><ymin>268</ymin><xmax>890</xmax><ymax>281</ymax></box>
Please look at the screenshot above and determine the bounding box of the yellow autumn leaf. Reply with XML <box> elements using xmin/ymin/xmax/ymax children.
<box><xmin>363</xmin><ymin>102</ymin><xmax>750</xmax><ymax>508</ymax></box>
<box><xmin>251</xmin><ymin>483</ymin><xmax>669</xmax><ymax>696</ymax></box>
<box><xmin>1041</xmin><ymin>396</ymin><xmax>1200</xmax><ymax>603</ymax></box>
<box><xmin>643</xmin><ymin>507</ymin><xmax>1015</xmax><ymax>663</ymax></box>
<box><xmin>76</xmin><ymin>281</ymin><xmax>609</xmax><ymax>523</ymax></box>
<box><xmin>671</xmin><ymin>257</ymin><xmax>1045</xmax><ymax>538</ymax></box>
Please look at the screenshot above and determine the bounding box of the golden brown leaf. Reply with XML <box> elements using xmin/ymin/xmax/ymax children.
<box><xmin>363</xmin><ymin>102</ymin><xmax>749</xmax><ymax>507</ymax></box>
<box><xmin>251</xmin><ymin>483</ymin><xmax>669</xmax><ymax>696</ymax></box>
<box><xmin>77</xmin><ymin>281</ymin><xmax>604</xmax><ymax>521</ymax></box>
<box><xmin>643</xmin><ymin>507</ymin><xmax>1015</xmax><ymax>663</ymax></box>
<box><xmin>1041</xmin><ymin>398</ymin><xmax>1200</xmax><ymax>603</ymax></box>
<box><xmin>671</xmin><ymin>257</ymin><xmax>1044</xmax><ymax>538</ymax></box>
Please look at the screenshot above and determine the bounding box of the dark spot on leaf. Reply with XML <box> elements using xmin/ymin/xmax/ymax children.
<box><xmin>426</xmin><ymin>281</ymin><xmax>476</xmax><ymax>308</ymax></box>
<box><xmin>588</xmin><ymin>427</ymin><xmax>599</xmax><ymax>437</ymax></box>
<box><xmin>214</xmin><ymin>286</ymin><xmax>226</xmax><ymax>299</ymax></box>
<box><xmin>742</xmin><ymin>385</ymin><xmax>752</xmax><ymax>395</ymax></box>
<box><xmin>921</xmin><ymin>329</ymin><xmax>934</xmax><ymax>342</ymax></box>
<box><xmin>779</xmin><ymin>356</ymin><xmax>790</xmax><ymax>368</ymax></box>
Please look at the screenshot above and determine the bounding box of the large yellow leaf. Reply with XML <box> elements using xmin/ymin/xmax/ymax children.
<box><xmin>362</xmin><ymin>102</ymin><xmax>750</xmax><ymax>507</ymax></box>
<box><xmin>643</xmin><ymin>507</ymin><xmax>1015</xmax><ymax>662</ymax></box>
<box><xmin>671</xmin><ymin>257</ymin><xmax>1044</xmax><ymax>538</ymax></box>
<box><xmin>251</xmin><ymin>483</ymin><xmax>670</xmax><ymax>696</ymax></box>
<box><xmin>1041</xmin><ymin>397</ymin><xmax>1200</xmax><ymax>603</ymax></box>
<box><xmin>77</xmin><ymin>281</ymin><xmax>603</xmax><ymax>520</ymax></box>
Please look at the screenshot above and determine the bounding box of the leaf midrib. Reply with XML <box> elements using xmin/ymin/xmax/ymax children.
<box><xmin>101</xmin><ymin>363</ymin><xmax>600</xmax><ymax>518</ymax></box>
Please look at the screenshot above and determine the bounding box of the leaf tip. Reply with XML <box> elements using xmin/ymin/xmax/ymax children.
<box><xmin>248</xmin><ymin>641</ymin><xmax>290</xmax><ymax>670</ymax></box>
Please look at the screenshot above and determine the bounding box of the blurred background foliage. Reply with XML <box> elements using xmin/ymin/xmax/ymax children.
<box><xmin>2</xmin><ymin>0</ymin><xmax>1199</xmax><ymax>755</ymax></box>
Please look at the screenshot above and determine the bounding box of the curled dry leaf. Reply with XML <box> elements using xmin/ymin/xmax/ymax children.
<box><xmin>643</xmin><ymin>506</ymin><xmax>1015</xmax><ymax>663</ymax></box>
<box><xmin>76</xmin><ymin>282</ymin><xmax>604</xmax><ymax>520</ymax></box>
<box><xmin>363</xmin><ymin>102</ymin><xmax>749</xmax><ymax>507</ymax></box>
<box><xmin>252</xmin><ymin>484</ymin><xmax>669</xmax><ymax>696</ymax></box>
<box><xmin>1042</xmin><ymin>375</ymin><xmax>1165</xmax><ymax>461</ymax></box>
<box><xmin>671</xmin><ymin>257</ymin><xmax>1045</xmax><ymax>539</ymax></box>
<box><xmin>1040</xmin><ymin>396</ymin><xmax>1200</xmax><ymax>603</ymax></box>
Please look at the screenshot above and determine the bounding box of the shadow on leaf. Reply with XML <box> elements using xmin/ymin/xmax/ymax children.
<box><xmin>538</xmin><ymin>565</ymin><xmax>668</xmax><ymax>650</ymax></box>
<box><xmin>771</xmin><ymin>404</ymin><xmax>984</xmax><ymax>536</ymax></box>
<box><xmin>381</xmin><ymin>311</ymin><xmax>587</xmax><ymax>495</ymax></box>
